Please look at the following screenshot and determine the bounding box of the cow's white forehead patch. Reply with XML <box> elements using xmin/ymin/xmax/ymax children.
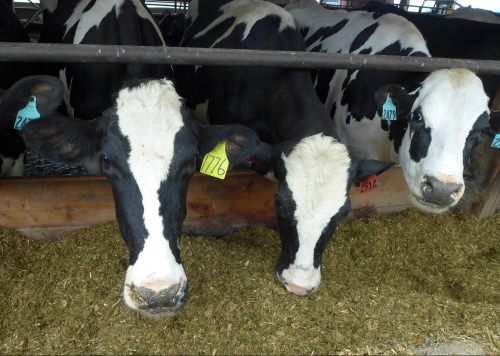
<box><xmin>193</xmin><ymin>0</ymin><xmax>296</xmax><ymax>46</ymax></box>
<box><xmin>117</xmin><ymin>79</ymin><xmax>186</xmax><ymax>289</ymax></box>
<box><xmin>283</xmin><ymin>134</ymin><xmax>350</xmax><ymax>269</ymax></box>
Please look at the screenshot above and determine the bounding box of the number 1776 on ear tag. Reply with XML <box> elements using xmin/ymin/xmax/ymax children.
<box><xmin>200</xmin><ymin>141</ymin><xmax>229</xmax><ymax>179</ymax></box>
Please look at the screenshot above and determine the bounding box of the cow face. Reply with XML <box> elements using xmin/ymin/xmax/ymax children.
<box><xmin>22</xmin><ymin>79</ymin><xmax>259</xmax><ymax>315</ymax></box>
<box><xmin>0</xmin><ymin>75</ymin><xmax>63</xmax><ymax>176</ymax></box>
<box><xmin>273</xmin><ymin>134</ymin><xmax>351</xmax><ymax>296</ymax></box>
<box><xmin>273</xmin><ymin>134</ymin><xmax>392</xmax><ymax>295</ymax></box>
<box><xmin>375</xmin><ymin>69</ymin><xmax>490</xmax><ymax>213</ymax></box>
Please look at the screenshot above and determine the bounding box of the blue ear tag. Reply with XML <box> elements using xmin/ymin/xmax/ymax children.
<box><xmin>14</xmin><ymin>96</ymin><xmax>40</xmax><ymax>130</ymax></box>
<box><xmin>382</xmin><ymin>95</ymin><xmax>397</xmax><ymax>121</ymax></box>
<box><xmin>492</xmin><ymin>134</ymin><xmax>500</xmax><ymax>149</ymax></box>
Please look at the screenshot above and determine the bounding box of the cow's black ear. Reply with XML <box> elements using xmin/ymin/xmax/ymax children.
<box><xmin>198</xmin><ymin>124</ymin><xmax>260</xmax><ymax>167</ymax></box>
<box><xmin>0</xmin><ymin>75</ymin><xmax>63</xmax><ymax>121</ymax></box>
<box><xmin>21</xmin><ymin>114</ymin><xmax>99</xmax><ymax>164</ymax></box>
<box><xmin>374</xmin><ymin>84</ymin><xmax>414</xmax><ymax>121</ymax></box>
<box><xmin>351</xmin><ymin>159</ymin><xmax>395</xmax><ymax>185</ymax></box>
<box><xmin>490</xmin><ymin>111</ymin><xmax>500</xmax><ymax>132</ymax></box>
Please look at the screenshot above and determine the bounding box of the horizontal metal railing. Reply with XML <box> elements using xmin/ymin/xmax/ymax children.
<box><xmin>0</xmin><ymin>42</ymin><xmax>499</xmax><ymax>74</ymax></box>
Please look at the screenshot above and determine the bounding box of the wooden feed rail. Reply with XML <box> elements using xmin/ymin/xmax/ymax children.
<box><xmin>0</xmin><ymin>167</ymin><xmax>413</xmax><ymax>240</ymax></box>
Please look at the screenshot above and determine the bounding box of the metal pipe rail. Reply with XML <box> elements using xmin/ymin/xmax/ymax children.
<box><xmin>1</xmin><ymin>42</ymin><xmax>500</xmax><ymax>74</ymax></box>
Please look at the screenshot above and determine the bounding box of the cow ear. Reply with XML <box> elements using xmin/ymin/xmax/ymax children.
<box><xmin>351</xmin><ymin>159</ymin><xmax>395</xmax><ymax>185</ymax></box>
<box><xmin>490</xmin><ymin>111</ymin><xmax>500</xmax><ymax>132</ymax></box>
<box><xmin>21</xmin><ymin>115</ymin><xmax>100</xmax><ymax>164</ymax></box>
<box><xmin>374</xmin><ymin>84</ymin><xmax>414</xmax><ymax>121</ymax></box>
<box><xmin>197</xmin><ymin>124</ymin><xmax>260</xmax><ymax>167</ymax></box>
<box><xmin>0</xmin><ymin>75</ymin><xmax>63</xmax><ymax>121</ymax></box>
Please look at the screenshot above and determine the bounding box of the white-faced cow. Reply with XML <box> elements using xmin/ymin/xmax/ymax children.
<box><xmin>20</xmin><ymin>76</ymin><xmax>260</xmax><ymax>315</ymax></box>
<box><xmin>176</xmin><ymin>0</ymin><xmax>391</xmax><ymax>296</ymax></box>
<box><xmin>286</xmin><ymin>0</ymin><xmax>493</xmax><ymax>213</ymax></box>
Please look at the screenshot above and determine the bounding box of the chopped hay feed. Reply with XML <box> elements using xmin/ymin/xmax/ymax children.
<box><xmin>0</xmin><ymin>210</ymin><xmax>498</xmax><ymax>354</ymax></box>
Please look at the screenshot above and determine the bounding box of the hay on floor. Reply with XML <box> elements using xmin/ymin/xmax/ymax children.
<box><xmin>0</xmin><ymin>210</ymin><xmax>498</xmax><ymax>354</ymax></box>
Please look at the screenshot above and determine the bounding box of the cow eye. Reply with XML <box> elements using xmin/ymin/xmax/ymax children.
<box><xmin>101</xmin><ymin>153</ymin><xmax>111</xmax><ymax>168</ymax></box>
<box><xmin>414</xmin><ymin>111</ymin><xmax>423</xmax><ymax>121</ymax></box>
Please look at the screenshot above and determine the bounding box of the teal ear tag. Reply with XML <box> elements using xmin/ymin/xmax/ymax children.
<box><xmin>492</xmin><ymin>134</ymin><xmax>500</xmax><ymax>149</ymax></box>
<box><xmin>382</xmin><ymin>95</ymin><xmax>397</xmax><ymax>121</ymax></box>
<box><xmin>14</xmin><ymin>96</ymin><xmax>40</xmax><ymax>130</ymax></box>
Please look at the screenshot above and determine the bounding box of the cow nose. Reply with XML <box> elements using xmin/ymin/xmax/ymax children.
<box><xmin>127</xmin><ymin>279</ymin><xmax>188</xmax><ymax>314</ymax></box>
<box><xmin>420</xmin><ymin>175</ymin><xmax>464</xmax><ymax>206</ymax></box>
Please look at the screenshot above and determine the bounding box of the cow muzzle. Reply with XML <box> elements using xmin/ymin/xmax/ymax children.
<box><xmin>124</xmin><ymin>278</ymin><xmax>188</xmax><ymax>315</ymax></box>
<box><xmin>418</xmin><ymin>175</ymin><xmax>464</xmax><ymax>208</ymax></box>
<box><xmin>277</xmin><ymin>264</ymin><xmax>321</xmax><ymax>297</ymax></box>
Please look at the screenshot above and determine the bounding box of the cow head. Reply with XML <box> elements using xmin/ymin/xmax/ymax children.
<box><xmin>21</xmin><ymin>78</ymin><xmax>259</xmax><ymax>315</ymax></box>
<box><xmin>272</xmin><ymin>134</ymin><xmax>392</xmax><ymax>295</ymax></box>
<box><xmin>375</xmin><ymin>68</ymin><xmax>491</xmax><ymax>213</ymax></box>
<box><xmin>0</xmin><ymin>75</ymin><xmax>63</xmax><ymax>176</ymax></box>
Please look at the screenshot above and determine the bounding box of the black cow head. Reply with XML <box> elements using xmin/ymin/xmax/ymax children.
<box><xmin>22</xmin><ymin>78</ymin><xmax>259</xmax><ymax>315</ymax></box>
<box><xmin>0</xmin><ymin>75</ymin><xmax>63</xmax><ymax>176</ymax></box>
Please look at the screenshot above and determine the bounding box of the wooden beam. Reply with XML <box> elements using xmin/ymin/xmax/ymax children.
<box><xmin>0</xmin><ymin>167</ymin><xmax>412</xmax><ymax>241</ymax></box>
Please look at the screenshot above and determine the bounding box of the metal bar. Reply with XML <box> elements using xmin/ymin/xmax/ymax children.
<box><xmin>1</xmin><ymin>42</ymin><xmax>500</xmax><ymax>74</ymax></box>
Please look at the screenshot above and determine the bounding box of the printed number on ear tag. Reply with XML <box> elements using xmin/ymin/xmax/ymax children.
<box><xmin>382</xmin><ymin>95</ymin><xmax>397</xmax><ymax>121</ymax></box>
<box><xmin>360</xmin><ymin>175</ymin><xmax>378</xmax><ymax>193</ymax></box>
<box><xmin>14</xmin><ymin>96</ymin><xmax>40</xmax><ymax>130</ymax></box>
<box><xmin>492</xmin><ymin>134</ymin><xmax>500</xmax><ymax>148</ymax></box>
<box><xmin>200</xmin><ymin>140</ymin><xmax>229</xmax><ymax>179</ymax></box>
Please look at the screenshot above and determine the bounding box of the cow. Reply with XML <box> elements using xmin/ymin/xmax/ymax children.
<box><xmin>286</xmin><ymin>0</ymin><xmax>493</xmax><ymax>214</ymax></box>
<box><xmin>0</xmin><ymin>76</ymin><xmax>64</xmax><ymax>177</ymax></box>
<box><xmin>19</xmin><ymin>75</ymin><xmax>260</xmax><ymax>315</ymax></box>
<box><xmin>361</xmin><ymin>0</ymin><xmax>500</xmax><ymax>105</ymax></box>
<box><xmin>176</xmin><ymin>0</ymin><xmax>392</xmax><ymax>297</ymax></box>
<box><xmin>0</xmin><ymin>0</ymin><xmax>42</xmax><ymax>176</ymax></box>
<box><xmin>37</xmin><ymin>0</ymin><xmax>173</xmax><ymax>174</ymax></box>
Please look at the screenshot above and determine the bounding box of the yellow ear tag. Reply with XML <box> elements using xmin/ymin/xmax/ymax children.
<box><xmin>200</xmin><ymin>140</ymin><xmax>229</xmax><ymax>179</ymax></box>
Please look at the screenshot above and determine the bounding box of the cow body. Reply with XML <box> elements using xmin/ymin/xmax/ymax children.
<box><xmin>177</xmin><ymin>0</ymin><xmax>390</xmax><ymax>296</ymax></box>
<box><xmin>286</xmin><ymin>0</ymin><xmax>491</xmax><ymax>213</ymax></box>
<box><xmin>39</xmin><ymin>0</ymin><xmax>172</xmax><ymax>120</ymax></box>
<box><xmin>446</xmin><ymin>7</ymin><xmax>500</xmax><ymax>25</ymax></box>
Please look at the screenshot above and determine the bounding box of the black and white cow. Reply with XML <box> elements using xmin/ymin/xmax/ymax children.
<box><xmin>39</xmin><ymin>0</ymin><xmax>171</xmax><ymax>120</ymax></box>
<box><xmin>38</xmin><ymin>0</ymin><xmax>173</xmax><ymax>173</ymax></box>
<box><xmin>286</xmin><ymin>0</ymin><xmax>492</xmax><ymax>213</ymax></box>
<box><xmin>159</xmin><ymin>11</ymin><xmax>187</xmax><ymax>47</ymax></box>
<box><xmin>20</xmin><ymin>76</ymin><xmax>260</xmax><ymax>315</ymax></box>
<box><xmin>176</xmin><ymin>0</ymin><xmax>391</xmax><ymax>296</ymax></box>
<box><xmin>362</xmin><ymin>1</ymin><xmax>500</xmax><ymax>105</ymax></box>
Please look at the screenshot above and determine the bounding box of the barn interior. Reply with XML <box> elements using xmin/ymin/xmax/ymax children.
<box><xmin>1</xmin><ymin>0</ymin><xmax>499</xmax><ymax>354</ymax></box>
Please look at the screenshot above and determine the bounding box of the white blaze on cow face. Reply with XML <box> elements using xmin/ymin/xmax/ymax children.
<box><xmin>116</xmin><ymin>80</ymin><xmax>187</xmax><ymax>312</ymax></box>
<box><xmin>193</xmin><ymin>0</ymin><xmax>296</xmax><ymax>46</ymax></box>
<box><xmin>278</xmin><ymin>134</ymin><xmax>350</xmax><ymax>294</ymax></box>
<box><xmin>399</xmin><ymin>69</ymin><xmax>489</xmax><ymax>213</ymax></box>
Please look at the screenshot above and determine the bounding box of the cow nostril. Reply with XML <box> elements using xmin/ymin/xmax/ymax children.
<box><xmin>451</xmin><ymin>185</ymin><xmax>464</xmax><ymax>199</ymax></box>
<box><xmin>422</xmin><ymin>181</ymin><xmax>433</xmax><ymax>193</ymax></box>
